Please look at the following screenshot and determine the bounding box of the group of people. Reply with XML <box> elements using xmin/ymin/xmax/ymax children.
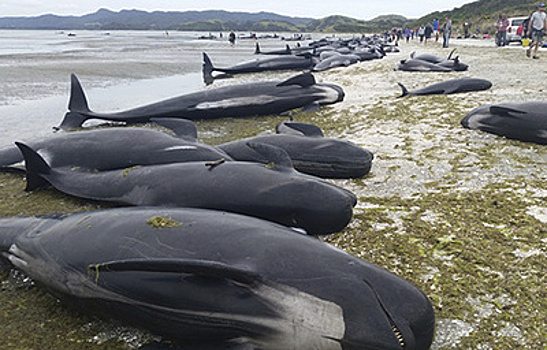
<box><xmin>400</xmin><ymin>17</ymin><xmax>453</xmax><ymax>48</ymax></box>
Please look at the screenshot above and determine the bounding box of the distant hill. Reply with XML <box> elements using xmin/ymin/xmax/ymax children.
<box><xmin>411</xmin><ymin>0</ymin><xmax>538</xmax><ymax>33</ymax></box>
<box><xmin>0</xmin><ymin>8</ymin><xmax>313</xmax><ymax>31</ymax></box>
<box><xmin>0</xmin><ymin>8</ymin><xmax>410</xmax><ymax>33</ymax></box>
<box><xmin>304</xmin><ymin>14</ymin><xmax>407</xmax><ymax>33</ymax></box>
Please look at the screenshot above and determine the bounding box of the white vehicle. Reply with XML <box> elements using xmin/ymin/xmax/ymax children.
<box><xmin>506</xmin><ymin>16</ymin><xmax>528</xmax><ymax>43</ymax></box>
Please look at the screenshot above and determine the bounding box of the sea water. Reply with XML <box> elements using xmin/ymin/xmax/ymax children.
<box><xmin>0</xmin><ymin>29</ymin><xmax>294</xmax><ymax>144</ymax></box>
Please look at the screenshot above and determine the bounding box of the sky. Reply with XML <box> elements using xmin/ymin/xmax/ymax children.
<box><xmin>1</xmin><ymin>0</ymin><xmax>479</xmax><ymax>20</ymax></box>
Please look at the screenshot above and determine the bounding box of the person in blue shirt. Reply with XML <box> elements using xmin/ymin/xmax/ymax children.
<box><xmin>432</xmin><ymin>19</ymin><xmax>440</xmax><ymax>42</ymax></box>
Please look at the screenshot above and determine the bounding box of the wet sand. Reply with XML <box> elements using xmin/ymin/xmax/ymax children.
<box><xmin>0</xmin><ymin>32</ymin><xmax>546</xmax><ymax>349</ymax></box>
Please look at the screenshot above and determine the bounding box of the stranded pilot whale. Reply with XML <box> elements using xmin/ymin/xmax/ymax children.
<box><xmin>461</xmin><ymin>102</ymin><xmax>547</xmax><ymax>145</ymax></box>
<box><xmin>398</xmin><ymin>78</ymin><xmax>492</xmax><ymax>97</ymax></box>
<box><xmin>202</xmin><ymin>52</ymin><xmax>314</xmax><ymax>85</ymax></box>
<box><xmin>17</xmin><ymin>142</ymin><xmax>356</xmax><ymax>235</ymax></box>
<box><xmin>0</xmin><ymin>118</ymin><xmax>231</xmax><ymax>171</ymax></box>
<box><xmin>57</xmin><ymin>73</ymin><xmax>344</xmax><ymax>130</ymax></box>
<box><xmin>0</xmin><ymin>207</ymin><xmax>435</xmax><ymax>350</ymax></box>
<box><xmin>219</xmin><ymin>121</ymin><xmax>374</xmax><ymax>179</ymax></box>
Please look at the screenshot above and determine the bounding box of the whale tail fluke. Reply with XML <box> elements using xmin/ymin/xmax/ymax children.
<box><xmin>15</xmin><ymin>142</ymin><xmax>52</xmax><ymax>191</ymax></box>
<box><xmin>202</xmin><ymin>52</ymin><xmax>215</xmax><ymax>85</ymax></box>
<box><xmin>447</xmin><ymin>48</ymin><xmax>456</xmax><ymax>60</ymax></box>
<box><xmin>55</xmin><ymin>74</ymin><xmax>91</xmax><ymax>130</ymax></box>
<box><xmin>397</xmin><ymin>82</ymin><xmax>409</xmax><ymax>98</ymax></box>
<box><xmin>55</xmin><ymin>112</ymin><xmax>89</xmax><ymax>131</ymax></box>
<box><xmin>68</xmin><ymin>74</ymin><xmax>91</xmax><ymax>113</ymax></box>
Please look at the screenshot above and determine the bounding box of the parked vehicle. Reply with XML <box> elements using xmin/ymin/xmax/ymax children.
<box><xmin>506</xmin><ymin>16</ymin><xmax>528</xmax><ymax>43</ymax></box>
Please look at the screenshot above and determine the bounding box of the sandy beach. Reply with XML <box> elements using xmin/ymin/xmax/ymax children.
<box><xmin>0</xmin><ymin>31</ymin><xmax>546</xmax><ymax>349</ymax></box>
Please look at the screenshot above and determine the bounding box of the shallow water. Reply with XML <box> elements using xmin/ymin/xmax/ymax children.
<box><xmin>0</xmin><ymin>31</ymin><xmax>546</xmax><ymax>349</ymax></box>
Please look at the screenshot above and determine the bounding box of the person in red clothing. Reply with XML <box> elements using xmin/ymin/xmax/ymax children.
<box><xmin>496</xmin><ymin>14</ymin><xmax>510</xmax><ymax>46</ymax></box>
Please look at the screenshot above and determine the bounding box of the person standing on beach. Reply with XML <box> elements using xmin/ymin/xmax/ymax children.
<box><xmin>229</xmin><ymin>31</ymin><xmax>236</xmax><ymax>47</ymax></box>
<box><xmin>442</xmin><ymin>17</ymin><xmax>452</xmax><ymax>48</ymax></box>
<box><xmin>404</xmin><ymin>27</ymin><xmax>411</xmax><ymax>43</ymax></box>
<box><xmin>432</xmin><ymin>18</ymin><xmax>440</xmax><ymax>42</ymax></box>
<box><xmin>424</xmin><ymin>24</ymin><xmax>433</xmax><ymax>45</ymax></box>
<box><xmin>526</xmin><ymin>3</ymin><xmax>547</xmax><ymax>59</ymax></box>
<box><xmin>496</xmin><ymin>14</ymin><xmax>510</xmax><ymax>46</ymax></box>
<box><xmin>420</xmin><ymin>26</ymin><xmax>426</xmax><ymax>42</ymax></box>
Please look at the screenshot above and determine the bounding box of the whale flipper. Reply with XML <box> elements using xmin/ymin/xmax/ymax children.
<box><xmin>89</xmin><ymin>258</ymin><xmax>261</xmax><ymax>285</ymax></box>
<box><xmin>489</xmin><ymin>105</ymin><xmax>527</xmax><ymax>118</ymax></box>
<box><xmin>275</xmin><ymin>121</ymin><xmax>324</xmax><ymax>137</ymax></box>
<box><xmin>246</xmin><ymin>142</ymin><xmax>293</xmax><ymax>170</ymax></box>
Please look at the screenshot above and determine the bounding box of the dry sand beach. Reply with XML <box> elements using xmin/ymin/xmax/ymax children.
<box><xmin>0</xmin><ymin>31</ymin><xmax>546</xmax><ymax>349</ymax></box>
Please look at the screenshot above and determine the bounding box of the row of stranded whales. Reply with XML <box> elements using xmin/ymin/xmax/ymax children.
<box><xmin>219</xmin><ymin>121</ymin><xmax>374</xmax><ymax>179</ymax></box>
<box><xmin>0</xmin><ymin>118</ymin><xmax>372</xmax><ymax>180</ymax></box>
<box><xmin>0</xmin><ymin>118</ymin><xmax>231</xmax><ymax>171</ymax></box>
<box><xmin>0</xmin><ymin>207</ymin><xmax>435</xmax><ymax>350</ymax></box>
<box><xmin>203</xmin><ymin>52</ymin><xmax>314</xmax><ymax>85</ymax></box>
<box><xmin>461</xmin><ymin>102</ymin><xmax>547</xmax><ymax>145</ymax></box>
<box><xmin>57</xmin><ymin>73</ymin><xmax>344</xmax><ymax>130</ymax></box>
<box><xmin>398</xmin><ymin>78</ymin><xmax>492</xmax><ymax>97</ymax></box>
<box><xmin>207</xmin><ymin>37</ymin><xmax>388</xmax><ymax>83</ymax></box>
<box><xmin>16</xmin><ymin>141</ymin><xmax>357</xmax><ymax>235</ymax></box>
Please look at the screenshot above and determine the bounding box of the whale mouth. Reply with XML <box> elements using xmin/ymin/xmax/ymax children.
<box><xmin>363</xmin><ymin>278</ymin><xmax>411</xmax><ymax>349</ymax></box>
<box><xmin>390</xmin><ymin>317</ymin><xmax>407</xmax><ymax>349</ymax></box>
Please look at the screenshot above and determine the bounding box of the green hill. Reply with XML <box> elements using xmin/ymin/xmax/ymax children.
<box><xmin>411</xmin><ymin>0</ymin><xmax>539</xmax><ymax>34</ymax></box>
<box><xmin>304</xmin><ymin>14</ymin><xmax>407</xmax><ymax>33</ymax></box>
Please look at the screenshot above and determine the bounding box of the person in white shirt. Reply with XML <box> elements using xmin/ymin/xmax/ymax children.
<box><xmin>527</xmin><ymin>3</ymin><xmax>547</xmax><ymax>59</ymax></box>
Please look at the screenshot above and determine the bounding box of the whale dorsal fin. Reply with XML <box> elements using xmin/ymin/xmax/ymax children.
<box><xmin>88</xmin><ymin>258</ymin><xmax>261</xmax><ymax>285</ymax></box>
<box><xmin>150</xmin><ymin>118</ymin><xmax>198</xmax><ymax>140</ymax></box>
<box><xmin>277</xmin><ymin>73</ymin><xmax>316</xmax><ymax>88</ymax></box>
<box><xmin>14</xmin><ymin>142</ymin><xmax>52</xmax><ymax>191</ymax></box>
<box><xmin>246</xmin><ymin>142</ymin><xmax>293</xmax><ymax>170</ymax></box>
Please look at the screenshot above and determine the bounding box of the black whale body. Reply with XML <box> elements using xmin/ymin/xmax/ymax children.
<box><xmin>219</xmin><ymin>122</ymin><xmax>373</xmax><ymax>179</ymax></box>
<box><xmin>461</xmin><ymin>102</ymin><xmax>547</xmax><ymax>145</ymax></box>
<box><xmin>398</xmin><ymin>78</ymin><xmax>492</xmax><ymax>97</ymax></box>
<box><xmin>0</xmin><ymin>119</ymin><xmax>231</xmax><ymax>171</ymax></box>
<box><xmin>57</xmin><ymin>73</ymin><xmax>344</xmax><ymax>130</ymax></box>
<box><xmin>17</xmin><ymin>142</ymin><xmax>356</xmax><ymax>235</ymax></box>
<box><xmin>0</xmin><ymin>207</ymin><xmax>435</xmax><ymax>350</ymax></box>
